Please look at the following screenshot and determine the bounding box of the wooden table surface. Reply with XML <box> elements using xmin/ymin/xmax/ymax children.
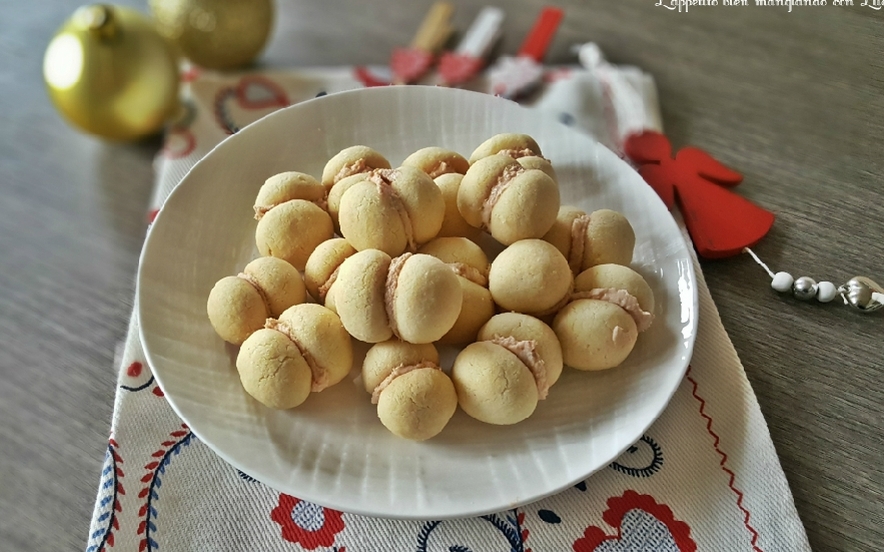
<box><xmin>1</xmin><ymin>1</ymin><xmax>881</xmax><ymax>550</ymax></box>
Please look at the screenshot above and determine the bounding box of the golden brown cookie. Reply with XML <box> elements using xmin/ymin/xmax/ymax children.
<box><xmin>320</xmin><ymin>145</ymin><xmax>391</xmax><ymax>189</ymax></box>
<box><xmin>236</xmin><ymin>304</ymin><xmax>353</xmax><ymax>408</ymax></box>
<box><xmin>338</xmin><ymin>166</ymin><xmax>445</xmax><ymax>256</ymax></box>
<box><xmin>543</xmin><ymin>207</ymin><xmax>635</xmax><ymax>274</ymax></box>
<box><xmin>452</xmin><ymin>312</ymin><xmax>562</xmax><ymax>425</ymax></box>
<box><xmin>488</xmin><ymin>239</ymin><xmax>573</xmax><ymax>317</ymax></box>
<box><xmin>333</xmin><ymin>250</ymin><xmax>462</xmax><ymax>344</ymax></box>
<box><xmin>553</xmin><ymin>262</ymin><xmax>654</xmax><ymax>371</ymax></box>
<box><xmin>401</xmin><ymin>146</ymin><xmax>470</xmax><ymax>178</ymax></box>
<box><xmin>458</xmin><ymin>155</ymin><xmax>559</xmax><ymax>245</ymax></box>
<box><xmin>362</xmin><ymin>340</ymin><xmax>456</xmax><ymax>441</ymax></box>
<box><xmin>206</xmin><ymin>256</ymin><xmax>306</xmax><ymax>345</ymax></box>
<box><xmin>254</xmin><ymin>172</ymin><xmax>333</xmax><ymax>271</ymax></box>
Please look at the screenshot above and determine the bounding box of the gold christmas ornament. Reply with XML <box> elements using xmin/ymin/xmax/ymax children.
<box><xmin>149</xmin><ymin>0</ymin><xmax>274</xmax><ymax>70</ymax></box>
<box><xmin>43</xmin><ymin>4</ymin><xmax>180</xmax><ymax>141</ymax></box>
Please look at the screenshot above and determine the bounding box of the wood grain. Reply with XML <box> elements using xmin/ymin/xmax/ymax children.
<box><xmin>1</xmin><ymin>1</ymin><xmax>881</xmax><ymax>550</ymax></box>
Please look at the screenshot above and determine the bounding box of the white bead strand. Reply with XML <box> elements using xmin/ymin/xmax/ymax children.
<box><xmin>743</xmin><ymin>248</ymin><xmax>883</xmax><ymax>313</ymax></box>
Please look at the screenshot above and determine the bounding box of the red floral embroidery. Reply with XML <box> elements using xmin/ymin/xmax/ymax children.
<box><xmin>271</xmin><ymin>494</ymin><xmax>345</xmax><ymax>550</ymax></box>
<box><xmin>573</xmin><ymin>490</ymin><xmax>696</xmax><ymax>552</ymax></box>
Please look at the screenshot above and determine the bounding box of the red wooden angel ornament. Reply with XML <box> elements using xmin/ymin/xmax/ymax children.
<box><xmin>624</xmin><ymin>131</ymin><xmax>775</xmax><ymax>259</ymax></box>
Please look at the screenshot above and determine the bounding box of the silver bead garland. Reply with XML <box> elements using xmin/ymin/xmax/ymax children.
<box><xmin>744</xmin><ymin>248</ymin><xmax>883</xmax><ymax>313</ymax></box>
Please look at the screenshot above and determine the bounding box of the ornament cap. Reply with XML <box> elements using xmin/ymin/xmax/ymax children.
<box><xmin>74</xmin><ymin>4</ymin><xmax>117</xmax><ymax>39</ymax></box>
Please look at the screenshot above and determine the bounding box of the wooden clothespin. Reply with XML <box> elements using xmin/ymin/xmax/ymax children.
<box><xmin>390</xmin><ymin>2</ymin><xmax>455</xmax><ymax>84</ymax></box>
<box><xmin>487</xmin><ymin>6</ymin><xmax>564</xmax><ymax>99</ymax></box>
<box><xmin>437</xmin><ymin>7</ymin><xmax>505</xmax><ymax>87</ymax></box>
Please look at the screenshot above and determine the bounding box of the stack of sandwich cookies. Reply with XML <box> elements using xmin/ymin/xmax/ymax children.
<box><xmin>362</xmin><ymin>340</ymin><xmax>458</xmax><ymax>441</ymax></box>
<box><xmin>236</xmin><ymin>303</ymin><xmax>353</xmax><ymax>409</ymax></box>
<box><xmin>458</xmin><ymin>153</ymin><xmax>560</xmax><ymax>246</ymax></box>
<box><xmin>254</xmin><ymin>172</ymin><xmax>334</xmax><ymax>271</ymax></box>
<box><xmin>553</xmin><ymin>264</ymin><xmax>655</xmax><ymax>371</ymax></box>
<box><xmin>452</xmin><ymin>313</ymin><xmax>563</xmax><ymax>425</ymax></box>
<box><xmin>207</xmin><ymin>256</ymin><xmax>306</xmax><ymax>345</ymax></box>
<box><xmin>203</xmin><ymin>134</ymin><xmax>655</xmax><ymax>442</ymax></box>
<box><xmin>401</xmin><ymin>146</ymin><xmax>470</xmax><ymax>179</ymax></box>
<box><xmin>321</xmin><ymin>145</ymin><xmax>392</xmax><ymax>189</ymax></box>
<box><xmin>338</xmin><ymin>166</ymin><xmax>445</xmax><ymax>256</ymax></box>
<box><xmin>333</xmin><ymin>250</ymin><xmax>463</xmax><ymax>345</ymax></box>
<box><xmin>324</xmin><ymin>146</ymin><xmax>391</xmax><ymax>232</ymax></box>
<box><xmin>468</xmin><ymin>132</ymin><xmax>557</xmax><ymax>181</ymax></box>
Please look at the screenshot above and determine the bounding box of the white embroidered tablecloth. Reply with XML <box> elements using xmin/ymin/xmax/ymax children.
<box><xmin>86</xmin><ymin>51</ymin><xmax>811</xmax><ymax>552</ymax></box>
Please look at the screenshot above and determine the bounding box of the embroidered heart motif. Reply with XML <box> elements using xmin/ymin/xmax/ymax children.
<box><xmin>390</xmin><ymin>47</ymin><xmax>434</xmax><ymax>83</ymax></box>
<box><xmin>573</xmin><ymin>491</ymin><xmax>696</xmax><ymax>552</ymax></box>
<box><xmin>438</xmin><ymin>53</ymin><xmax>483</xmax><ymax>85</ymax></box>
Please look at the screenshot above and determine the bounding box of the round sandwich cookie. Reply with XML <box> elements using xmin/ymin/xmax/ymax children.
<box><xmin>207</xmin><ymin>256</ymin><xmax>306</xmax><ymax>345</ymax></box>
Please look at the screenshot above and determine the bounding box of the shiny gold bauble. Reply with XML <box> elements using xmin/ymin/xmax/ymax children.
<box><xmin>43</xmin><ymin>5</ymin><xmax>180</xmax><ymax>141</ymax></box>
<box><xmin>149</xmin><ymin>0</ymin><xmax>273</xmax><ymax>70</ymax></box>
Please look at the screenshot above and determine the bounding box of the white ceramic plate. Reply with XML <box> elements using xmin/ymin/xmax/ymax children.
<box><xmin>138</xmin><ymin>85</ymin><xmax>697</xmax><ymax>520</ymax></box>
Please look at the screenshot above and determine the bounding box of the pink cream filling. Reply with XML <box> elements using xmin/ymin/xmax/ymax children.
<box><xmin>497</xmin><ymin>147</ymin><xmax>538</xmax><ymax>159</ymax></box>
<box><xmin>490</xmin><ymin>335</ymin><xmax>549</xmax><ymax>400</ymax></box>
<box><xmin>237</xmin><ymin>272</ymin><xmax>271</xmax><ymax>315</ymax></box>
<box><xmin>572</xmin><ymin>288</ymin><xmax>654</xmax><ymax>332</ymax></box>
<box><xmin>384</xmin><ymin>253</ymin><xmax>411</xmax><ymax>340</ymax></box>
<box><xmin>369</xmin><ymin>169</ymin><xmax>416</xmax><ymax>251</ymax></box>
<box><xmin>317</xmin><ymin>263</ymin><xmax>342</xmax><ymax>302</ymax></box>
<box><xmin>449</xmin><ymin>262</ymin><xmax>488</xmax><ymax>287</ymax></box>
<box><xmin>481</xmin><ymin>164</ymin><xmax>524</xmax><ymax>229</ymax></box>
<box><xmin>427</xmin><ymin>161</ymin><xmax>455</xmax><ymax>179</ymax></box>
<box><xmin>370</xmin><ymin>361</ymin><xmax>440</xmax><ymax>404</ymax></box>
<box><xmin>534</xmin><ymin>280</ymin><xmax>574</xmax><ymax>318</ymax></box>
<box><xmin>253</xmin><ymin>205</ymin><xmax>272</xmax><ymax>220</ymax></box>
<box><xmin>334</xmin><ymin>158</ymin><xmax>369</xmax><ymax>183</ymax></box>
<box><xmin>265</xmin><ymin>319</ymin><xmax>329</xmax><ymax>392</ymax></box>
<box><xmin>569</xmin><ymin>213</ymin><xmax>592</xmax><ymax>274</ymax></box>
<box><xmin>253</xmin><ymin>195</ymin><xmax>328</xmax><ymax>221</ymax></box>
